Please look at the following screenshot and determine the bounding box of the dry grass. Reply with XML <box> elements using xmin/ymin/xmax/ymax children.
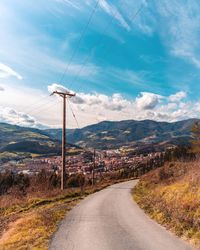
<box><xmin>0</xmin><ymin>178</ymin><xmax>131</xmax><ymax>250</ymax></box>
<box><xmin>0</xmin><ymin>200</ymin><xmax>79</xmax><ymax>250</ymax></box>
<box><xmin>133</xmin><ymin>160</ymin><xmax>200</xmax><ymax>248</ymax></box>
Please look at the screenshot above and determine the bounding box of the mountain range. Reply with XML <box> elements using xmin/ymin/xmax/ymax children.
<box><xmin>0</xmin><ymin>118</ymin><xmax>198</xmax><ymax>162</ymax></box>
<box><xmin>46</xmin><ymin>118</ymin><xmax>197</xmax><ymax>151</ymax></box>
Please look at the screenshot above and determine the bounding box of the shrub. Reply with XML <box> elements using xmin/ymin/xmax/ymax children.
<box><xmin>0</xmin><ymin>171</ymin><xmax>14</xmax><ymax>195</ymax></box>
<box><xmin>14</xmin><ymin>173</ymin><xmax>30</xmax><ymax>195</ymax></box>
<box><xmin>0</xmin><ymin>171</ymin><xmax>30</xmax><ymax>195</ymax></box>
<box><xmin>66</xmin><ymin>174</ymin><xmax>85</xmax><ymax>188</ymax></box>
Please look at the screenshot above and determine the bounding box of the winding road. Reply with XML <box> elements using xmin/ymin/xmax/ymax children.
<box><xmin>49</xmin><ymin>180</ymin><xmax>194</xmax><ymax>250</ymax></box>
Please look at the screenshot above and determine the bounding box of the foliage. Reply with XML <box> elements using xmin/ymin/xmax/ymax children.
<box><xmin>133</xmin><ymin>160</ymin><xmax>200</xmax><ymax>248</ymax></box>
<box><xmin>0</xmin><ymin>171</ymin><xmax>15</xmax><ymax>195</ymax></box>
<box><xmin>66</xmin><ymin>174</ymin><xmax>85</xmax><ymax>188</ymax></box>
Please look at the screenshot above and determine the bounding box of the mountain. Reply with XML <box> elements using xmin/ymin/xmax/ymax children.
<box><xmin>0</xmin><ymin>122</ymin><xmax>61</xmax><ymax>154</ymax></box>
<box><xmin>0</xmin><ymin>123</ymin><xmax>80</xmax><ymax>163</ymax></box>
<box><xmin>0</xmin><ymin>118</ymin><xmax>198</xmax><ymax>162</ymax></box>
<box><xmin>46</xmin><ymin>118</ymin><xmax>199</xmax><ymax>151</ymax></box>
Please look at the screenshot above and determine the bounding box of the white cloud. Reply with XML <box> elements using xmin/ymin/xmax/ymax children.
<box><xmin>0</xmin><ymin>62</ymin><xmax>22</xmax><ymax>80</ymax></box>
<box><xmin>0</xmin><ymin>83</ymin><xmax>60</xmax><ymax>127</ymax></box>
<box><xmin>48</xmin><ymin>83</ymin><xmax>75</xmax><ymax>95</ymax></box>
<box><xmin>169</xmin><ymin>91</ymin><xmax>187</xmax><ymax>102</ymax></box>
<box><xmin>0</xmin><ymin>83</ymin><xmax>200</xmax><ymax>128</ymax></box>
<box><xmin>135</xmin><ymin>92</ymin><xmax>162</xmax><ymax>110</ymax></box>
<box><xmin>99</xmin><ymin>0</ymin><xmax>130</xmax><ymax>31</ymax></box>
<box><xmin>0</xmin><ymin>86</ymin><xmax>4</xmax><ymax>91</ymax></box>
<box><xmin>71</xmin><ymin>92</ymin><xmax>130</xmax><ymax>111</ymax></box>
<box><xmin>166</xmin><ymin>102</ymin><xmax>177</xmax><ymax>110</ymax></box>
<box><xmin>0</xmin><ymin>106</ymin><xmax>36</xmax><ymax>127</ymax></box>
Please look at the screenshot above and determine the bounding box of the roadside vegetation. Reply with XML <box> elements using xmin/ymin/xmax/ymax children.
<box><xmin>133</xmin><ymin>121</ymin><xmax>200</xmax><ymax>248</ymax></box>
<box><xmin>0</xmin><ymin>168</ymin><xmax>136</xmax><ymax>250</ymax></box>
<box><xmin>0</xmin><ymin>138</ymin><xmax>193</xmax><ymax>249</ymax></box>
<box><xmin>133</xmin><ymin>160</ymin><xmax>200</xmax><ymax>248</ymax></box>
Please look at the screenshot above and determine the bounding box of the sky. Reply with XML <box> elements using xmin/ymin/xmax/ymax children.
<box><xmin>1</xmin><ymin>0</ymin><xmax>200</xmax><ymax>128</ymax></box>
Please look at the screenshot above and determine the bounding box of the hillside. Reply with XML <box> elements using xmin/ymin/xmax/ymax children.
<box><xmin>0</xmin><ymin>123</ymin><xmax>78</xmax><ymax>163</ymax></box>
<box><xmin>0</xmin><ymin>118</ymin><xmax>198</xmax><ymax>161</ymax></box>
<box><xmin>46</xmin><ymin>119</ymin><xmax>199</xmax><ymax>150</ymax></box>
<box><xmin>133</xmin><ymin>160</ymin><xmax>200</xmax><ymax>248</ymax></box>
<box><xmin>0</xmin><ymin>122</ymin><xmax>61</xmax><ymax>154</ymax></box>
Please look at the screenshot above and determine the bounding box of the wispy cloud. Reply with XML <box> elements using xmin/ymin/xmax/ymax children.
<box><xmin>0</xmin><ymin>62</ymin><xmax>22</xmax><ymax>80</ymax></box>
<box><xmin>44</xmin><ymin>55</ymin><xmax>99</xmax><ymax>77</ymax></box>
<box><xmin>123</xmin><ymin>0</ymin><xmax>155</xmax><ymax>35</ymax></box>
<box><xmin>99</xmin><ymin>0</ymin><xmax>130</xmax><ymax>31</ymax></box>
<box><xmin>55</xmin><ymin>0</ymin><xmax>82</xmax><ymax>10</ymax></box>
<box><xmin>156</xmin><ymin>0</ymin><xmax>200</xmax><ymax>68</ymax></box>
<box><xmin>120</xmin><ymin>0</ymin><xmax>200</xmax><ymax>68</ymax></box>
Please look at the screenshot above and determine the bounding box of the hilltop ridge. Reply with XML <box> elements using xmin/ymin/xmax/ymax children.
<box><xmin>0</xmin><ymin>118</ymin><xmax>198</xmax><ymax>161</ymax></box>
<box><xmin>46</xmin><ymin>118</ymin><xmax>199</xmax><ymax>150</ymax></box>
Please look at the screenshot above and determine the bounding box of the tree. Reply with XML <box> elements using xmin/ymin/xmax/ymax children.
<box><xmin>14</xmin><ymin>173</ymin><xmax>30</xmax><ymax>194</ymax></box>
<box><xmin>0</xmin><ymin>171</ymin><xmax>14</xmax><ymax>195</ymax></box>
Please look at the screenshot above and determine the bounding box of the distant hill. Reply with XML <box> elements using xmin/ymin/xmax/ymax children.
<box><xmin>0</xmin><ymin>123</ymin><xmax>80</xmax><ymax>163</ymax></box>
<box><xmin>0</xmin><ymin>123</ymin><xmax>61</xmax><ymax>154</ymax></box>
<box><xmin>0</xmin><ymin>118</ymin><xmax>198</xmax><ymax>161</ymax></box>
<box><xmin>46</xmin><ymin>118</ymin><xmax>199</xmax><ymax>151</ymax></box>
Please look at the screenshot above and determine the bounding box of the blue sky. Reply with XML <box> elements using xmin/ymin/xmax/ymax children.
<box><xmin>1</xmin><ymin>0</ymin><xmax>200</xmax><ymax>128</ymax></box>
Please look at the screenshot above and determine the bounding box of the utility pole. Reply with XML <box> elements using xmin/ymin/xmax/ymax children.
<box><xmin>92</xmin><ymin>149</ymin><xmax>96</xmax><ymax>186</ymax></box>
<box><xmin>51</xmin><ymin>90</ymin><xmax>75</xmax><ymax>190</ymax></box>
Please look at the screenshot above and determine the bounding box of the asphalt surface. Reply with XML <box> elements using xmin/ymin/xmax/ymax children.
<box><xmin>49</xmin><ymin>180</ymin><xmax>194</xmax><ymax>250</ymax></box>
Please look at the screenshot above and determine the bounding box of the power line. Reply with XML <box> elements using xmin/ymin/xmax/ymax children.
<box><xmin>64</xmin><ymin>2</ymin><xmax>147</xmax><ymax>126</ymax></box>
<box><xmin>68</xmin><ymin>8</ymin><xmax>116</xmax><ymax>91</ymax></box>
<box><xmin>17</xmin><ymin>1</ymin><xmax>146</xmax><ymax>126</ymax></box>
<box><xmin>67</xmin><ymin>98</ymin><xmax>80</xmax><ymax>129</ymax></box>
<box><xmin>58</xmin><ymin>0</ymin><xmax>100</xmax><ymax>85</ymax></box>
<box><xmin>25</xmin><ymin>97</ymin><xmax>54</xmax><ymax>115</ymax></box>
<box><xmin>99</xmin><ymin>1</ymin><xmax>146</xmax><ymax>66</ymax></box>
<box><xmin>69</xmin><ymin>1</ymin><xmax>146</xmax><ymax>94</ymax></box>
<box><xmin>26</xmin><ymin>99</ymin><xmax>57</xmax><ymax>117</ymax></box>
<box><xmin>129</xmin><ymin>2</ymin><xmax>145</xmax><ymax>22</ymax></box>
<box><xmin>15</xmin><ymin>0</ymin><xmax>100</xmax><ymax>119</ymax></box>
<box><xmin>14</xmin><ymin>94</ymin><xmax>52</xmax><ymax>120</ymax></box>
<box><xmin>95</xmin><ymin>2</ymin><xmax>147</xmax><ymax>123</ymax></box>
<box><xmin>23</xmin><ymin>94</ymin><xmax>49</xmax><ymax>113</ymax></box>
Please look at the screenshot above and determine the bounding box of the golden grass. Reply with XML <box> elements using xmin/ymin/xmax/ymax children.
<box><xmin>0</xmin><ymin>178</ymin><xmax>131</xmax><ymax>250</ymax></box>
<box><xmin>0</xmin><ymin>200</ymin><xmax>79</xmax><ymax>250</ymax></box>
<box><xmin>133</xmin><ymin>161</ymin><xmax>200</xmax><ymax>248</ymax></box>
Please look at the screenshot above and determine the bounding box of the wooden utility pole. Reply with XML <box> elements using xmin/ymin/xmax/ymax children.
<box><xmin>92</xmin><ymin>149</ymin><xmax>96</xmax><ymax>186</ymax></box>
<box><xmin>51</xmin><ymin>90</ymin><xmax>75</xmax><ymax>190</ymax></box>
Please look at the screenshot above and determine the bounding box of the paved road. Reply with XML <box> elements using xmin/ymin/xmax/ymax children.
<box><xmin>49</xmin><ymin>180</ymin><xmax>194</xmax><ymax>250</ymax></box>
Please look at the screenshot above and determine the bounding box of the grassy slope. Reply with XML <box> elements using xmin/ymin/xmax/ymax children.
<box><xmin>133</xmin><ymin>161</ymin><xmax>200</xmax><ymax>248</ymax></box>
<box><xmin>0</xmin><ymin>179</ymin><xmax>131</xmax><ymax>250</ymax></box>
